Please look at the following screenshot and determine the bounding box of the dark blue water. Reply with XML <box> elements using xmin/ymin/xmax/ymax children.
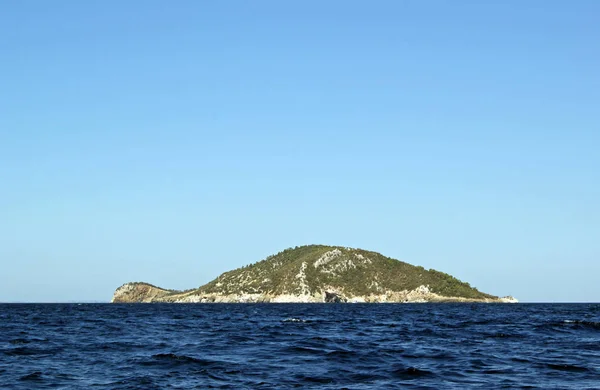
<box><xmin>1</xmin><ymin>303</ymin><xmax>599</xmax><ymax>389</ymax></box>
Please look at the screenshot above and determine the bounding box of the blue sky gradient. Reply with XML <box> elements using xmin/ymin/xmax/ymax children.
<box><xmin>1</xmin><ymin>1</ymin><xmax>598</xmax><ymax>302</ymax></box>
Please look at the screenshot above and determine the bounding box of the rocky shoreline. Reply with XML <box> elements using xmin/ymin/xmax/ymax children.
<box><xmin>111</xmin><ymin>282</ymin><xmax>518</xmax><ymax>304</ymax></box>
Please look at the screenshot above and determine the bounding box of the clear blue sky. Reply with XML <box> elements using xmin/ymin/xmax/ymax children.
<box><xmin>1</xmin><ymin>1</ymin><xmax>598</xmax><ymax>302</ymax></box>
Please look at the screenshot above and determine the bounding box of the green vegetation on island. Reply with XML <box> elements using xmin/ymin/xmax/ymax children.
<box><xmin>112</xmin><ymin>245</ymin><xmax>512</xmax><ymax>303</ymax></box>
<box><xmin>198</xmin><ymin>245</ymin><xmax>495</xmax><ymax>300</ymax></box>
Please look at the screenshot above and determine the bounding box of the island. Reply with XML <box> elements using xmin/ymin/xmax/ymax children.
<box><xmin>111</xmin><ymin>245</ymin><xmax>518</xmax><ymax>303</ymax></box>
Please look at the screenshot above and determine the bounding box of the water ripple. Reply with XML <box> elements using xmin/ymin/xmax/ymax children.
<box><xmin>0</xmin><ymin>303</ymin><xmax>598</xmax><ymax>389</ymax></box>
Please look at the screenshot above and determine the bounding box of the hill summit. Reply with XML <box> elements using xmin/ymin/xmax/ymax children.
<box><xmin>111</xmin><ymin>245</ymin><xmax>517</xmax><ymax>303</ymax></box>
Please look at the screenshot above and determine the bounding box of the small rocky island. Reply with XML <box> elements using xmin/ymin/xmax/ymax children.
<box><xmin>112</xmin><ymin>245</ymin><xmax>517</xmax><ymax>303</ymax></box>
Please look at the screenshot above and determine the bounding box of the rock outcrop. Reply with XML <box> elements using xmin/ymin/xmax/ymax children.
<box><xmin>500</xmin><ymin>296</ymin><xmax>519</xmax><ymax>303</ymax></box>
<box><xmin>111</xmin><ymin>245</ymin><xmax>518</xmax><ymax>304</ymax></box>
<box><xmin>111</xmin><ymin>282</ymin><xmax>173</xmax><ymax>303</ymax></box>
<box><xmin>324</xmin><ymin>291</ymin><xmax>346</xmax><ymax>303</ymax></box>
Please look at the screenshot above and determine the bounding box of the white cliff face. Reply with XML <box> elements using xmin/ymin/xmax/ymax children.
<box><xmin>295</xmin><ymin>262</ymin><xmax>311</xmax><ymax>296</ymax></box>
<box><xmin>354</xmin><ymin>253</ymin><xmax>372</xmax><ymax>264</ymax></box>
<box><xmin>403</xmin><ymin>285</ymin><xmax>431</xmax><ymax>303</ymax></box>
<box><xmin>175</xmin><ymin>294</ymin><xmax>203</xmax><ymax>303</ymax></box>
<box><xmin>271</xmin><ymin>294</ymin><xmax>315</xmax><ymax>303</ymax></box>
<box><xmin>312</xmin><ymin>249</ymin><xmax>375</xmax><ymax>277</ymax></box>
<box><xmin>111</xmin><ymin>283</ymin><xmax>135</xmax><ymax>302</ymax></box>
<box><xmin>313</xmin><ymin>249</ymin><xmax>342</xmax><ymax>268</ymax></box>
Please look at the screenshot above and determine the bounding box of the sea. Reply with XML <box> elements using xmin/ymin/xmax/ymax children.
<box><xmin>0</xmin><ymin>303</ymin><xmax>599</xmax><ymax>389</ymax></box>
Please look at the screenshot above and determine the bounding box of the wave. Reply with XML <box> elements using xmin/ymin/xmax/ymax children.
<box><xmin>293</xmin><ymin>375</ymin><xmax>334</xmax><ymax>384</ymax></box>
<box><xmin>537</xmin><ymin>320</ymin><xmax>600</xmax><ymax>332</ymax></box>
<box><xmin>325</xmin><ymin>348</ymin><xmax>356</xmax><ymax>357</ymax></box>
<box><xmin>19</xmin><ymin>372</ymin><xmax>43</xmax><ymax>381</ymax></box>
<box><xmin>137</xmin><ymin>353</ymin><xmax>224</xmax><ymax>369</ymax></box>
<box><xmin>9</xmin><ymin>337</ymin><xmax>48</xmax><ymax>345</ymax></box>
<box><xmin>224</xmin><ymin>334</ymin><xmax>253</xmax><ymax>343</ymax></box>
<box><xmin>283</xmin><ymin>345</ymin><xmax>325</xmax><ymax>355</ymax></box>
<box><xmin>391</xmin><ymin>366</ymin><xmax>435</xmax><ymax>379</ymax></box>
<box><xmin>106</xmin><ymin>375</ymin><xmax>155</xmax><ymax>387</ymax></box>
<box><xmin>546</xmin><ymin>363</ymin><xmax>590</xmax><ymax>372</ymax></box>
<box><xmin>152</xmin><ymin>353</ymin><xmax>212</xmax><ymax>364</ymax></box>
<box><xmin>3</xmin><ymin>347</ymin><xmax>61</xmax><ymax>356</ymax></box>
<box><xmin>561</xmin><ymin>320</ymin><xmax>600</xmax><ymax>330</ymax></box>
<box><xmin>309</xmin><ymin>336</ymin><xmax>331</xmax><ymax>342</ymax></box>
<box><xmin>9</xmin><ymin>338</ymin><xmax>30</xmax><ymax>345</ymax></box>
<box><xmin>282</xmin><ymin>317</ymin><xmax>308</xmax><ymax>323</ymax></box>
<box><xmin>484</xmin><ymin>332</ymin><xmax>525</xmax><ymax>339</ymax></box>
